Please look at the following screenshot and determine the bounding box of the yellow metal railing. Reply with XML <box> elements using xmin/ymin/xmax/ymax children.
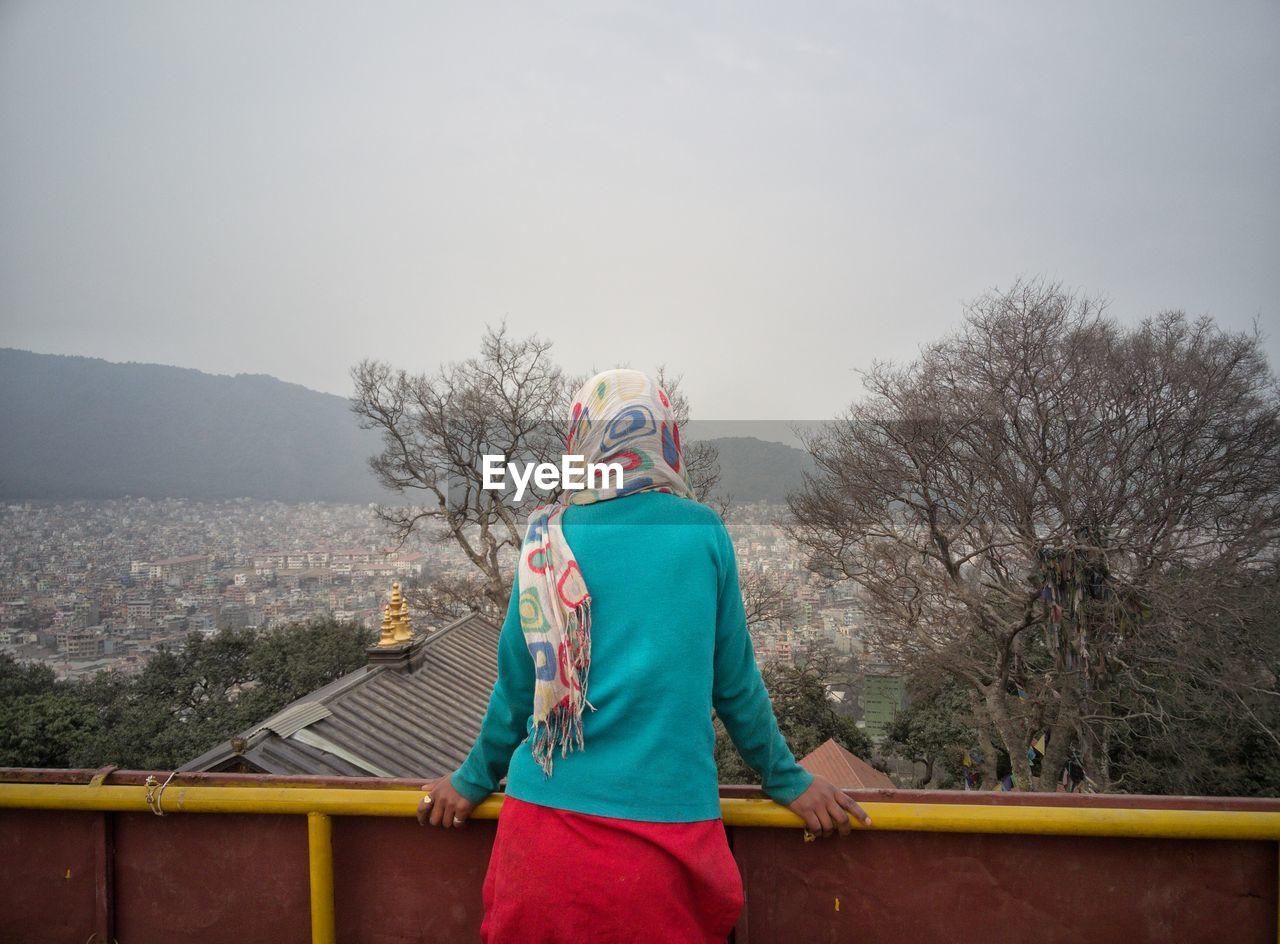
<box><xmin>3</xmin><ymin>782</ymin><xmax>1279</xmax><ymax>838</ymax></box>
<box><xmin>3</xmin><ymin>781</ymin><xmax>1279</xmax><ymax>944</ymax></box>
<box><xmin>307</xmin><ymin>812</ymin><xmax>335</xmax><ymax>944</ymax></box>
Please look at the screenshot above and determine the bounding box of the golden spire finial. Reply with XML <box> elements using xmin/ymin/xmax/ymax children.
<box><xmin>377</xmin><ymin>603</ymin><xmax>396</xmax><ymax>648</ymax></box>
<box><xmin>393</xmin><ymin>583</ymin><xmax>413</xmax><ymax>642</ymax></box>
<box><xmin>385</xmin><ymin>581</ymin><xmax>413</xmax><ymax>644</ymax></box>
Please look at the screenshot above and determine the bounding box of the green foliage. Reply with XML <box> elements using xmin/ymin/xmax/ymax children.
<box><xmin>0</xmin><ymin>653</ymin><xmax>56</xmax><ymax>701</ymax></box>
<box><xmin>1105</xmin><ymin>639</ymin><xmax>1280</xmax><ymax>798</ymax></box>
<box><xmin>883</xmin><ymin>678</ymin><xmax>976</xmax><ymax>788</ymax></box>
<box><xmin>715</xmin><ymin>660</ymin><xmax>872</xmax><ymax>784</ymax></box>
<box><xmin>0</xmin><ymin>618</ymin><xmax>375</xmax><ymax>770</ymax></box>
<box><xmin>0</xmin><ymin>690</ymin><xmax>99</xmax><ymax>768</ymax></box>
<box><xmin>245</xmin><ymin>617</ymin><xmax>376</xmax><ymax>707</ymax></box>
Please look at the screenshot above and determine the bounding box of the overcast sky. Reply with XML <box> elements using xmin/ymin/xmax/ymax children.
<box><xmin>2</xmin><ymin>1</ymin><xmax>1276</xmax><ymax>420</ymax></box>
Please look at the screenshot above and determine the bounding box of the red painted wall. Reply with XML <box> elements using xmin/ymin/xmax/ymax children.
<box><xmin>1</xmin><ymin>772</ymin><xmax>1276</xmax><ymax>943</ymax></box>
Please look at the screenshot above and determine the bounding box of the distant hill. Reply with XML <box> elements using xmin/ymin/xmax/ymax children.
<box><xmin>0</xmin><ymin>350</ymin><xmax>815</xmax><ymax>503</ymax></box>
<box><xmin>700</xmin><ymin>436</ymin><xmax>814</xmax><ymax>505</ymax></box>
<box><xmin>0</xmin><ymin>349</ymin><xmax>387</xmax><ymax>502</ymax></box>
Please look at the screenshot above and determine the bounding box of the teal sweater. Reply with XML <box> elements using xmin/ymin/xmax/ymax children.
<box><xmin>451</xmin><ymin>491</ymin><xmax>813</xmax><ymax>822</ymax></box>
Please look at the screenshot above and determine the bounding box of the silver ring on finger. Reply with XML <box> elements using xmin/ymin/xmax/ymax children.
<box><xmin>452</xmin><ymin>816</ymin><xmax>462</xmax><ymax>825</ymax></box>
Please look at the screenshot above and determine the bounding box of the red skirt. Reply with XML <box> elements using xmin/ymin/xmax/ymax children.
<box><xmin>480</xmin><ymin>795</ymin><xmax>744</xmax><ymax>944</ymax></box>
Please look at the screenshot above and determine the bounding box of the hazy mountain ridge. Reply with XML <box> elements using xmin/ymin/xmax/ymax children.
<box><xmin>703</xmin><ymin>436</ymin><xmax>815</xmax><ymax>505</ymax></box>
<box><xmin>0</xmin><ymin>350</ymin><xmax>812</xmax><ymax>503</ymax></box>
<box><xmin>0</xmin><ymin>349</ymin><xmax>387</xmax><ymax>502</ymax></box>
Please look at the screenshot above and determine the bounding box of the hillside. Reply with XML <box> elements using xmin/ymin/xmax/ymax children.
<box><xmin>0</xmin><ymin>350</ymin><xmax>814</xmax><ymax>503</ymax></box>
<box><xmin>0</xmin><ymin>349</ymin><xmax>387</xmax><ymax>502</ymax></box>
<box><xmin>702</xmin><ymin>436</ymin><xmax>814</xmax><ymax>505</ymax></box>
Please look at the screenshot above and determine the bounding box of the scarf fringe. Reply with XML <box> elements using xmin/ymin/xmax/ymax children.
<box><xmin>531</xmin><ymin>598</ymin><xmax>592</xmax><ymax>777</ymax></box>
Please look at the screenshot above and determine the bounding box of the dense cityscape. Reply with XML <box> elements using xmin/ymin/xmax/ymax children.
<box><xmin>0</xmin><ymin>496</ymin><xmax>879</xmax><ymax>700</ymax></box>
<box><xmin>0</xmin><ymin>498</ymin><xmax>423</xmax><ymax>680</ymax></box>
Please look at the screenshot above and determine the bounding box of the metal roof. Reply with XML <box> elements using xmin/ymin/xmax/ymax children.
<box><xmin>798</xmin><ymin>738</ymin><xmax>896</xmax><ymax>790</ymax></box>
<box><xmin>254</xmin><ymin>700</ymin><xmax>331</xmax><ymax>738</ymax></box>
<box><xmin>181</xmin><ymin>611</ymin><xmax>501</xmax><ymax>779</ymax></box>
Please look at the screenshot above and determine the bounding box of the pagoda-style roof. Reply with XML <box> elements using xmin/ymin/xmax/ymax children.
<box><xmin>181</xmin><ymin>611</ymin><xmax>500</xmax><ymax>778</ymax></box>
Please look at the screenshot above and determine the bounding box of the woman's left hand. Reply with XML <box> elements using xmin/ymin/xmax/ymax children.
<box><xmin>417</xmin><ymin>773</ymin><xmax>475</xmax><ymax>829</ymax></box>
<box><xmin>787</xmin><ymin>773</ymin><xmax>872</xmax><ymax>837</ymax></box>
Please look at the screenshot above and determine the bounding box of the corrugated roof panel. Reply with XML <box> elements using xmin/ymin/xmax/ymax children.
<box><xmin>251</xmin><ymin>736</ymin><xmax>368</xmax><ymax>778</ymax></box>
<box><xmin>254</xmin><ymin>700</ymin><xmax>331</xmax><ymax>738</ymax></box>
<box><xmin>290</xmin><ymin>728</ymin><xmax>396</xmax><ymax>777</ymax></box>
<box><xmin>184</xmin><ymin>611</ymin><xmax>504</xmax><ymax>779</ymax></box>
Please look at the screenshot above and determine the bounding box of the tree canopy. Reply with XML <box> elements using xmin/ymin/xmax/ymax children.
<box><xmin>789</xmin><ymin>281</ymin><xmax>1280</xmax><ymax>793</ymax></box>
<box><xmin>0</xmin><ymin>617</ymin><xmax>374</xmax><ymax>770</ymax></box>
<box><xmin>350</xmin><ymin>324</ymin><xmax>727</xmax><ymax>617</ymax></box>
<box><xmin>715</xmin><ymin>659</ymin><xmax>873</xmax><ymax>784</ymax></box>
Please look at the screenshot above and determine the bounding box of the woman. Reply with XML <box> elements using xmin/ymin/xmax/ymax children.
<box><xmin>419</xmin><ymin>368</ymin><xmax>870</xmax><ymax>943</ymax></box>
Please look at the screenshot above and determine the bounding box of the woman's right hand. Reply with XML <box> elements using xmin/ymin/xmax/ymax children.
<box><xmin>786</xmin><ymin>774</ymin><xmax>872</xmax><ymax>837</ymax></box>
<box><xmin>417</xmin><ymin>773</ymin><xmax>476</xmax><ymax>829</ymax></box>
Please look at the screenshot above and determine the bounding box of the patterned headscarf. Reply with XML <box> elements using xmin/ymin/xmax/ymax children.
<box><xmin>518</xmin><ymin>368</ymin><xmax>695</xmax><ymax>775</ymax></box>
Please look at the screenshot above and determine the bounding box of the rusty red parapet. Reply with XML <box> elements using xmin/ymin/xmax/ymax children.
<box><xmin>1</xmin><ymin>768</ymin><xmax>1277</xmax><ymax>943</ymax></box>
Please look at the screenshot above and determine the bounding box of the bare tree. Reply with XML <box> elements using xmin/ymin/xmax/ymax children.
<box><xmin>406</xmin><ymin>572</ymin><xmax>505</xmax><ymax>624</ymax></box>
<box><xmin>788</xmin><ymin>280</ymin><xmax>1280</xmax><ymax>791</ymax></box>
<box><xmin>352</xmin><ymin>326</ymin><xmax>730</xmax><ymax>615</ymax></box>
<box><xmin>351</xmin><ymin>325</ymin><xmax>567</xmax><ymax>612</ymax></box>
<box><xmin>739</xmin><ymin>569</ymin><xmax>797</xmax><ymax>626</ymax></box>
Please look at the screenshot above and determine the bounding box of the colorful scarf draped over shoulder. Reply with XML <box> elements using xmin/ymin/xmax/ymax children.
<box><xmin>518</xmin><ymin>368</ymin><xmax>695</xmax><ymax>775</ymax></box>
